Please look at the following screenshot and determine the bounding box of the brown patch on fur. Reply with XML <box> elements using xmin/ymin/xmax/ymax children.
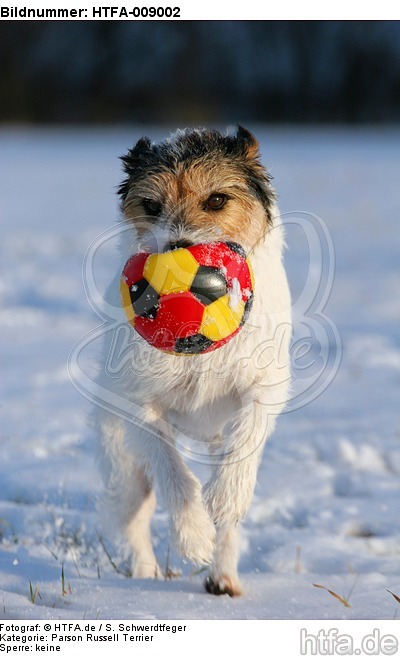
<box><xmin>124</xmin><ymin>158</ymin><xmax>268</xmax><ymax>251</ymax></box>
<box><xmin>242</xmin><ymin>133</ymin><xmax>261</xmax><ymax>161</ymax></box>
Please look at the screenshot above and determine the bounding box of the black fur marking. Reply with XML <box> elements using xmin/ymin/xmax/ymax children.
<box><xmin>244</xmin><ymin>168</ymin><xmax>275</xmax><ymax>221</ymax></box>
<box><xmin>118</xmin><ymin>136</ymin><xmax>158</xmax><ymax>200</ymax></box>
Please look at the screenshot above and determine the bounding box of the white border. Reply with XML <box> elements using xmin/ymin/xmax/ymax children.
<box><xmin>0</xmin><ymin>620</ymin><xmax>399</xmax><ymax>654</ymax></box>
<box><xmin>1</xmin><ymin>1</ymin><xmax>399</xmax><ymax>20</ymax></box>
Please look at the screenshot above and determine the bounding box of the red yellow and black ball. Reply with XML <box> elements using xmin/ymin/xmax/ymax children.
<box><xmin>120</xmin><ymin>241</ymin><xmax>254</xmax><ymax>355</ymax></box>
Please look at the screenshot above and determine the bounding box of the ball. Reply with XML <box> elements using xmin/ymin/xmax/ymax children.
<box><xmin>120</xmin><ymin>241</ymin><xmax>254</xmax><ymax>355</ymax></box>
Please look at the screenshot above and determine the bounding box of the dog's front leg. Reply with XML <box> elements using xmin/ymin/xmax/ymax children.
<box><xmin>128</xmin><ymin>408</ymin><xmax>216</xmax><ymax>566</ymax></box>
<box><xmin>203</xmin><ymin>400</ymin><xmax>271</xmax><ymax>525</ymax></box>
<box><xmin>202</xmin><ymin>400</ymin><xmax>271</xmax><ymax>595</ymax></box>
<box><xmin>204</xmin><ymin>522</ymin><xmax>243</xmax><ymax>596</ymax></box>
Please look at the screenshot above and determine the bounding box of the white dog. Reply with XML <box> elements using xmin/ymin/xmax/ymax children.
<box><xmin>96</xmin><ymin>126</ymin><xmax>291</xmax><ymax>596</ymax></box>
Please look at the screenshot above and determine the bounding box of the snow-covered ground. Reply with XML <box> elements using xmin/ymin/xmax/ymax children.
<box><xmin>0</xmin><ymin>126</ymin><xmax>399</xmax><ymax>620</ymax></box>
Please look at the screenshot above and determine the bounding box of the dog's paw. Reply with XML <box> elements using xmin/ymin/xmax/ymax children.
<box><xmin>204</xmin><ymin>574</ymin><xmax>243</xmax><ymax>597</ymax></box>
<box><xmin>131</xmin><ymin>558</ymin><xmax>163</xmax><ymax>579</ymax></box>
<box><xmin>171</xmin><ymin>503</ymin><xmax>216</xmax><ymax>565</ymax></box>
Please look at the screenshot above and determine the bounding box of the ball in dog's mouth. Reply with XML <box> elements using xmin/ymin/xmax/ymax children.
<box><xmin>120</xmin><ymin>241</ymin><xmax>254</xmax><ymax>355</ymax></box>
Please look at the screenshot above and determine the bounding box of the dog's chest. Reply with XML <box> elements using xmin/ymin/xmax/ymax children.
<box><xmin>133</xmin><ymin>344</ymin><xmax>244</xmax><ymax>430</ymax></box>
<box><xmin>164</xmin><ymin>374</ymin><xmax>241</xmax><ymax>440</ymax></box>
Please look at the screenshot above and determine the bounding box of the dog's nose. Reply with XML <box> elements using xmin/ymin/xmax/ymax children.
<box><xmin>164</xmin><ymin>239</ymin><xmax>193</xmax><ymax>251</ymax></box>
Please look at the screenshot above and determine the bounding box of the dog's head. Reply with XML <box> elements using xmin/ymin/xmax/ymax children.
<box><xmin>118</xmin><ymin>126</ymin><xmax>275</xmax><ymax>253</ymax></box>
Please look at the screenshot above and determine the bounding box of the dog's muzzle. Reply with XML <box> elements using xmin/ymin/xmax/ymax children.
<box><xmin>163</xmin><ymin>239</ymin><xmax>194</xmax><ymax>252</ymax></box>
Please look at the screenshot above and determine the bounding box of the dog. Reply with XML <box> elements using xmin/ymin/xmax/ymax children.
<box><xmin>96</xmin><ymin>126</ymin><xmax>292</xmax><ymax>596</ymax></box>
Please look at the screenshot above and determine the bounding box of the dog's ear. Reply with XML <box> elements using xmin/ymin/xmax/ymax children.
<box><xmin>235</xmin><ymin>126</ymin><xmax>275</xmax><ymax>224</ymax></box>
<box><xmin>118</xmin><ymin>137</ymin><xmax>154</xmax><ymax>201</ymax></box>
<box><xmin>235</xmin><ymin>125</ymin><xmax>260</xmax><ymax>160</ymax></box>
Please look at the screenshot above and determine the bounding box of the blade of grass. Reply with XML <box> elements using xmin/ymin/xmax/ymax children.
<box><xmin>61</xmin><ymin>563</ymin><xmax>72</xmax><ymax>596</ymax></box>
<box><xmin>313</xmin><ymin>583</ymin><xmax>351</xmax><ymax>608</ymax></box>
<box><xmin>29</xmin><ymin>582</ymin><xmax>41</xmax><ymax>604</ymax></box>
<box><xmin>97</xmin><ymin>533</ymin><xmax>129</xmax><ymax>576</ymax></box>
<box><xmin>387</xmin><ymin>589</ymin><xmax>400</xmax><ymax>604</ymax></box>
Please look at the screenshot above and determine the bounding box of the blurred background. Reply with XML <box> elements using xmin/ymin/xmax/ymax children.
<box><xmin>1</xmin><ymin>20</ymin><xmax>400</xmax><ymax>125</ymax></box>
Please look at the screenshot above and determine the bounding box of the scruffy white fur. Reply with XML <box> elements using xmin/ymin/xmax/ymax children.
<box><xmin>96</xmin><ymin>129</ymin><xmax>291</xmax><ymax>596</ymax></box>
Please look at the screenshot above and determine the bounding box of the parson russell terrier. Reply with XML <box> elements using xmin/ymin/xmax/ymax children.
<box><xmin>96</xmin><ymin>126</ymin><xmax>292</xmax><ymax>596</ymax></box>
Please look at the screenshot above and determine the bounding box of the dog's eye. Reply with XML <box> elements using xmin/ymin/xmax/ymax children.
<box><xmin>142</xmin><ymin>198</ymin><xmax>162</xmax><ymax>217</ymax></box>
<box><xmin>205</xmin><ymin>193</ymin><xmax>228</xmax><ymax>211</ymax></box>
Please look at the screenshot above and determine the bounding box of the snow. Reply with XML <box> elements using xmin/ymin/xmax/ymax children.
<box><xmin>227</xmin><ymin>277</ymin><xmax>242</xmax><ymax>310</ymax></box>
<box><xmin>1</xmin><ymin>126</ymin><xmax>400</xmax><ymax>620</ymax></box>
